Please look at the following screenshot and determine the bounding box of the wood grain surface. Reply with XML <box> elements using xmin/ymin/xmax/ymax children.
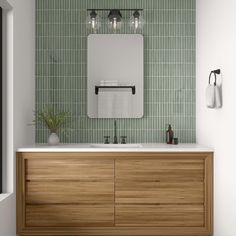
<box><xmin>17</xmin><ymin>152</ymin><xmax>213</xmax><ymax>236</ymax></box>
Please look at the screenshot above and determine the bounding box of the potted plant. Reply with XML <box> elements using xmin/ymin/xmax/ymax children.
<box><xmin>34</xmin><ymin>107</ymin><xmax>69</xmax><ymax>145</ymax></box>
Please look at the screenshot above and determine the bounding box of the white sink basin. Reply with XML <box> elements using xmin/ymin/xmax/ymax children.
<box><xmin>90</xmin><ymin>143</ymin><xmax>143</xmax><ymax>148</ymax></box>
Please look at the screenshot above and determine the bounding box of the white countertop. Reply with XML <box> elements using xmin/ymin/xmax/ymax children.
<box><xmin>16</xmin><ymin>143</ymin><xmax>213</xmax><ymax>152</ymax></box>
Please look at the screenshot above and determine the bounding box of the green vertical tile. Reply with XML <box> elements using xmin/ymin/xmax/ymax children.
<box><xmin>35</xmin><ymin>0</ymin><xmax>196</xmax><ymax>143</ymax></box>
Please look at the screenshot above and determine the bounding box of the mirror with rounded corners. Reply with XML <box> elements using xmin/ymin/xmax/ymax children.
<box><xmin>87</xmin><ymin>34</ymin><xmax>143</xmax><ymax>118</ymax></box>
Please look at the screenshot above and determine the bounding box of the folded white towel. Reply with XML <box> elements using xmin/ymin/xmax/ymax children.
<box><xmin>100</xmin><ymin>80</ymin><xmax>119</xmax><ymax>86</ymax></box>
<box><xmin>206</xmin><ymin>84</ymin><xmax>215</xmax><ymax>108</ymax></box>
<box><xmin>215</xmin><ymin>85</ymin><xmax>222</xmax><ymax>108</ymax></box>
<box><xmin>100</xmin><ymin>80</ymin><xmax>105</xmax><ymax>86</ymax></box>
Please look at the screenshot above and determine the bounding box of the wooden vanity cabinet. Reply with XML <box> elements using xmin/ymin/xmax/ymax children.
<box><xmin>17</xmin><ymin>152</ymin><xmax>213</xmax><ymax>236</ymax></box>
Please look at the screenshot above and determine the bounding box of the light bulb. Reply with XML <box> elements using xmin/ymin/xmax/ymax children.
<box><xmin>91</xmin><ymin>17</ymin><xmax>96</xmax><ymax>29</ymax></box>
<box><xmin>134</xmin><ymin>17</ymin><xmax>139</xmax><ymax>29</ymax></box>
<box><xmin>113</xmin><ymin>18</ymin><xmax>117</xmax><ymax>30</ymax></box>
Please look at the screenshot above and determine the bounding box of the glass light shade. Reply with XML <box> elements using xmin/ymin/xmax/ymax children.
<box><xmin>86</xmin><ymin>11</ymin><xmax>100</xmax><ymax>33</ymax></box>
<box><xmin>108</xmin><ymin>17</ymin><xmax>122</xmax><ymax>33</ymax></box>
<box><xmin>130</xmin><ymin>11</ymin><xmax>143</xmax><ymax>32</ymax></box>
<box><xmin>108</xmin><ymin>10</ymin><xmax>122</xmax><ymax>33</ymax></box>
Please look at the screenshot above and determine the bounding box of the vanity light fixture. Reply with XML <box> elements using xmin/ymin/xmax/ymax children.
<box><xmin>86</xmin><ymin>9</ymin><xmax>143</xmax><ymax>33</ymax></box>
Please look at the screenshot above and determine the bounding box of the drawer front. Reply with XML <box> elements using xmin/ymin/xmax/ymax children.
<box><xmin>116</xmin><ymin>159</ymin><xmax>204</xmax><ymax>182</ymax></box>
<box><xmin>116</xmin><ymin>159</ymin><xmax>204</xmax><ymax>204</ymax></box>
<box><xmin>115</xmin><ymin>158</ymin><xmax>206</xmax><ymax>227</ymax></box>
<box><xmin>25</xmin><ymin>158</ymin><xmax>115</xmax><ymax>227</ymax></box>
<box><xmin>26</xmin><ymin>159</ymin><xmax>114</xmax><ymax>181</ymax></box>
<box><xmin>26</xmin><ymin>181</ymin><xmax>114</xmax><ymax>204</ymax></box>
<box><xmin>116</xmin><ymin>182</ymin><xmax>204</xmax><ymax>204</ymax></box>
<box><xmin>116</xmin><ymin>205</ymin><xmax>204</xmax><ymax>227</ymax></box>
<box><xmin>26</xmin><ymin>205</ymin><xmax>114</xmax><ymax>227</ymax></box>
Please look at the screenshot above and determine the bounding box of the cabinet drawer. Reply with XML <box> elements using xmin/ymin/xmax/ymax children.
<box><xmin>116</xmin><ymin>159</ymin><xmax>204</xmax><ymax>182</ymax></box>
<box><xmin>116</xmin><ymin>205</ymin><xmax>204</xmax><ymax>227</ymax></box>
<box><xmin>26</xmin><ymin>181</ymin><xmax>114</xmax><ymax>204</ymax></box>
<box><xmin>26</xmin><ymin>205</ymin><xmax>114</xmax><ymax>227</ymax></box>
<box><xmin>116</xmin><ymin>182</ymin><xmax>204</xmax><ymax>204</ymax></box>
<box><xmin>26</xmin><ymin>159</ymin><xmax>114</xmax><ymax>181</ymax></box>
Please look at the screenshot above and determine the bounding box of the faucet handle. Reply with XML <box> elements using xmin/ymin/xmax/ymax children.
<box><xmin>120</xmin><ymin>136</ymin><xmax>127</xmax><ymax>144</ymax></box>
<box><xmin>104</xmin><ymin>136</ymin><xmax>110</xmax><ymax>144</ymax></box>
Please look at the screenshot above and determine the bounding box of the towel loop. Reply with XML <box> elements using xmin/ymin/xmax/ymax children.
<box><xmin>209</xmin><ymin>69</ymin><xmax>221</xmax><ymax>86</ymax></box>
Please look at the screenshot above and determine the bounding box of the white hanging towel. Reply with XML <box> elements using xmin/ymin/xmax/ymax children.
<box><xmin>98</xmin><ymin>91</ymin><xmax>115</xmax><ymax>118</ymax></box>
<box><xmin>113</xmin><ymin>91</ymin><xmax>132</xmax><ymax>118</ymax></box>
<box><xmin>215</xmin><ymin>85</ymin><xmax>222</xmax><ymax>108</ymax></box>
<box><xmin>97</xmin><ymin>90</ymin><xmax>132</xmax><ymax>118</ymax></box>
<box><xmin>205</xmin><ymin>84</ymin><xmax>215</xmax><ymax>108</ymax></box>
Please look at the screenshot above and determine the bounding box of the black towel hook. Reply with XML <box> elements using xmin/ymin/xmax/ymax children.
<box><xmin>209</xmin><ymin>69</ymin><xmax>221</xmax><ymax>85</ymax></box>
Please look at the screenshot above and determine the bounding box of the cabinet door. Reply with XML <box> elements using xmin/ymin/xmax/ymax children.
<box><xmin>25</xmin><ymin>158</ymin><xmax>114</xmax><ymax>227</ymax></box>
<box><xmin>115</xmin><ymin>154</ymin><xmax>210</xmax><ymax>229</ymax></box>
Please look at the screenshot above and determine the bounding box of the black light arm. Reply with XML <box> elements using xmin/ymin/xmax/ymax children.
<box><xmin>87</xmin><ymin>9</ymin><xmax>143</xmax><ymax>11</ymax></box>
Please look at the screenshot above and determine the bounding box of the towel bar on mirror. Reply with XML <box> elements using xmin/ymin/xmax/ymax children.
<box><xmin>95</xmin><ymin>85</ymin><xmax>136</xmax><ymax>95</ymax></box>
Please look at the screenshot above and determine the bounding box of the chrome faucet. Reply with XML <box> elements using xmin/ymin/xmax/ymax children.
<box><xmin>113</xmin><ymin>120</ymin><xmax>118</xmax><ymax>144</ymax></box>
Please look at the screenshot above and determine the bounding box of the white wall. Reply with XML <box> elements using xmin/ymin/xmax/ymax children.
<box><xmin>0</xmin><ymin>0</ymin><xmax>35</xmax><ymax>235</ymax></box>
<box><xmin>197</xmin><ymin>0</ymin><xmax>236</xmax><ymax>235</ymax></box>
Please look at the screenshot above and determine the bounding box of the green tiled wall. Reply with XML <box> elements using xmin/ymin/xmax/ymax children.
<box><xmin>36</xmin><ymin>0</ymin><xmax>196</xmax><ymax>143</ymax></box>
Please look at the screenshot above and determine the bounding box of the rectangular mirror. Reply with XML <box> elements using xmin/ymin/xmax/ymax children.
<box><xmin>87</xmin><ymin>34</ymin><xmax>143</xmax><ymax>118</ymax></box>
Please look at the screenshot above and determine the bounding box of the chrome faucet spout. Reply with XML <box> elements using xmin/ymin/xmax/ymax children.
<box><xmin>113</xmin><ymin>120</ymin><xmax>118</xmax><ymax>144</ymax></box>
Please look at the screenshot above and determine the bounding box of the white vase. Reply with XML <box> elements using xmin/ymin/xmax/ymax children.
<box><xmin>48</xmin><ymin>133</ymin><xmax>60</xmax><ymax>145</ymax></box>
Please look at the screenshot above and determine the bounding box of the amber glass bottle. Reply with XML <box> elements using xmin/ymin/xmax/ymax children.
<box><xmin>166</xmin><ymin>124</ymin><xmax>174</xmax><ymax>144</ymax></box>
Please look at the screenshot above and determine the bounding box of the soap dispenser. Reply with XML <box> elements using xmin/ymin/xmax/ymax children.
<box><xmin>166</xmin><ymin>124</ymin><xmax>174</xmax><ymax>144</ymax></box>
